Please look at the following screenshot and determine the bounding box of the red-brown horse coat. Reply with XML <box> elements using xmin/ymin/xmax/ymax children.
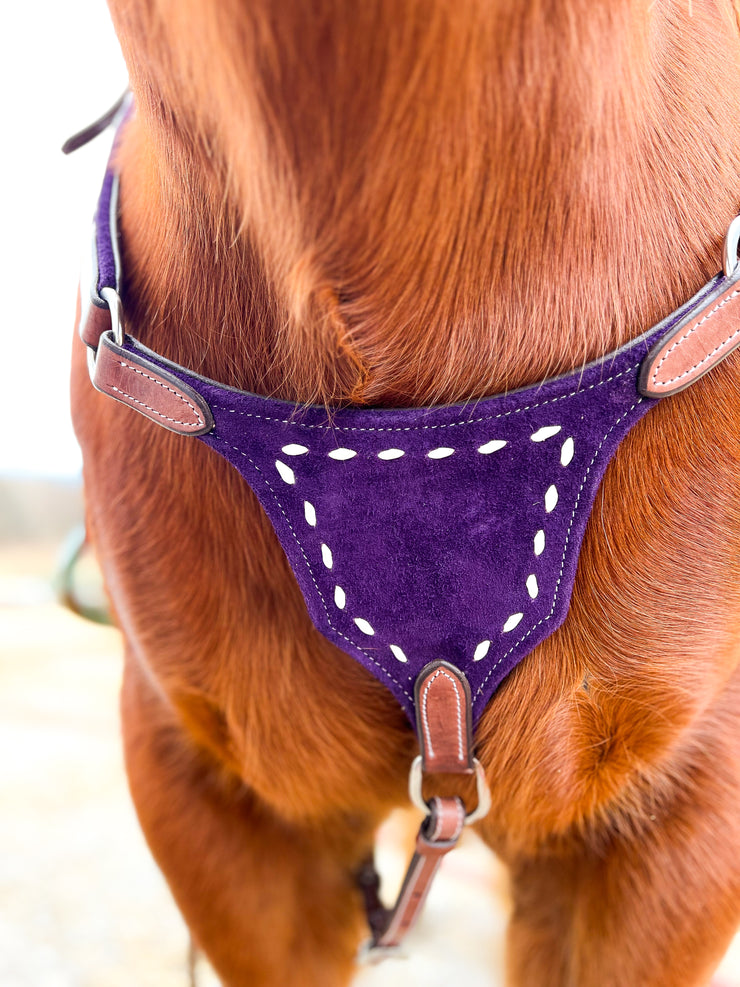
<box><xmin>72</xmin><ymin>1</ymin><xmax>740</xmax><ymax>984</ymax></box>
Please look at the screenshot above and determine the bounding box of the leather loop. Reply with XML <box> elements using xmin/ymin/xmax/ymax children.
<box><xmin>639</xmin><ymin>272</ymin><xmax>740</xmax><ymax>397</ymax></box>
<box><xmin>92</xmin><ymin>331</ymin><xmax>214</xmax><ymax>436</ymax></box>
<box><xmin>80</xmin><ymin>295</ymin><xmax>110</xmax><ymax>350</ymax></box>
<box><xmin>414</xmin><ymin>660</ymin><xmax>474</xmax><ymax>774</ymax></box>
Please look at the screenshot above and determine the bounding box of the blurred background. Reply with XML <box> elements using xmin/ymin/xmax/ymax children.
<box><xmin>1</xmin><ymin>2</ymin><xmax>739</xmax><ymax>986</ymax></box>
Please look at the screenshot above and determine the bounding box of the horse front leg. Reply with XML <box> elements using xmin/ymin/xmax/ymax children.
<box><xmin>120</xmin><ymin>649</ymin><xmax>373</xmax><ymax>987</ymax></box>
<box><xmin>503</xmin><ymin>679</ymin><xmax>740</xmax><ymax>987</ymax></box>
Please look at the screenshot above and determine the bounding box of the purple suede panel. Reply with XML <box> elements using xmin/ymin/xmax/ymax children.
<box><xmin>121</xmin><ymin>279</ymin><xmax>717</xmax><ymax>728</ymax></box>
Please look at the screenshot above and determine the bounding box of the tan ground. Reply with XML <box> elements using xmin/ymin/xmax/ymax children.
<box><xmin>1</xmin><ymin>542</ymin><xmax>738</xmax><ymax>987</ymax></box>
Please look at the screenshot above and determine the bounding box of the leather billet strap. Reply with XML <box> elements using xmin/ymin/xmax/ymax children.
<box><xmin>415</xmin><ymin>659</ymin><xmax>474</xmax><ymax>774</ymax></box>
<box><xmin>362</xmin><ymin>796</ymin><xmax>466</xmax><ymax>959</ymax></box>
<box><xmin>92</xmin><ymin>330</ymin><xmax>214</xmax><ymax>435</ymax></box>
<box><xmin>360</xmin><ymin>661</ymin><xmax>487</xmax><ymax>960</ymax></box>
<box><xmin>639</xmin><ymin>263</ymin><xmax>740</xmax><ymax>397</ymax></box>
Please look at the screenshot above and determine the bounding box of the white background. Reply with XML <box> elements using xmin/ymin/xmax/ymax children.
<box><xmin>0</xmin><ymin>2</ymin><xmax>127</xmax><ymax>478</ymax></box>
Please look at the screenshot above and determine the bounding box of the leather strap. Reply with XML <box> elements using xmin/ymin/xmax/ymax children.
<box><xmin>92</xmin><ymin>330</ymin><xmax>214</xmax><ymax>436</ymax></box>
<box><xmin>362</xmin><ymin>661</ymin><xmax>482</xmax><ymax>959</ymax></box>
<box><xmin>414</xmin><ymin>660</ymin><xmax>474</xmax><ymax>774</ymax></box>
<box><xmin>80</xmin><ymin>295</ymin><xmax>110</xmax><ymax>350</ymax></box>
<box><xmin>370</xmin><ymin>796</ymin><xmax>465</xmax><ymax>952</ymax></box>
<box><xmin>639</xmin><ymin>270</ymin><xmax>740</xmax><ymax>397</ymax></box>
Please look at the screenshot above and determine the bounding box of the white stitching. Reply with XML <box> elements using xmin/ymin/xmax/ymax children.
<box><xmin>118</xmin><ymin>361</ymin><xmax>204</xmax><ymax>426</ymax></box>
<box><xmin>420</xmin><ymin>668</ymin><xmax>464</xmax><ymax>760</ymax></box>
<box><xmin>208</xmin><ymin>434</ymin><xmax>413</xmax><ymax>701</ymax></box>
<box><xmin>650</xmin><ymin>289</ymin><xmax>740</xmax><ymax>386</ymax></box>
<box><xmin>110</xmin><ymin>387</ymin><xmax>202</xmax><ymax>427</ymax></box>
<box><xmin>473</xmin><ymin>398</ymin><xmax>644</xmax><ymax>705</ymax></box>
<box><xmin>209</xmin><ymin>363</ymin><xmax>639</xmax><ymax>432</ymax></box>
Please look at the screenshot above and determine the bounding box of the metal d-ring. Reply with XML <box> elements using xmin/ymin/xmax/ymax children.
<box><xmin>723</xmin><ymin>215</ymin><xmax>740</xmax><ymax>278</ymax></box>
<box><xmin>408</xmin><ymin>755</ymin><xmax>491</xmax><ymax>824</ymax></box>
<box><xmin>100</xmin><ymin>286</ymin><xmax>125</xmax><ymax>346</ymax></box>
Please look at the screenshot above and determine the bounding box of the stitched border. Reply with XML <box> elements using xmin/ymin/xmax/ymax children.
<box><xmin>207</xmin><ymin>394</ymin><xmax>644</xmax><ymax>714</ymax></box>
<box><xmin>208</xmin><ymin>433</ymin><xmax>414</xmax><ymax>702</ymax></box>
<box><xmin>117</xmin><ymin>361</ymin><xmax>204</xmax><ymax>427</ymax></box>
<box><xmin>209</xmin><ymin>361</ymin><xmax>640</xmax><ymax>433</ymax></box>
<box><xmin>472</xmin><ymin>397</ymin><xmax>644</xmax><ymax>705</ymax></box>
<box><xmin>420</xmin><ymin>668</ymin><xmax>464</xmax><ymax>761</ymax></box>
<box><xmin>111</xmin><ymin>385</ymin><xmax>202</xmax><ymax>428</ymax></box>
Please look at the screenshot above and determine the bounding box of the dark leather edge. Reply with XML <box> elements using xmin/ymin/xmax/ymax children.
<box><xmin>639</xmin><ymin>267</ymin><xmax>740</xmax><ymax>398</ymax></box>
<box><xmin>92</xmin><ymin>330</ymin><xmax>214</xmax><ymax>436</ymax></box>
<box><xmin>414</xmin><ymin>660</ymin><xmax>474</xmax><ymax>772</ymax></box>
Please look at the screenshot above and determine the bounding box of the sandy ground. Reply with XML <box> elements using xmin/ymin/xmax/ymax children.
<box><xmin>1</xmin><ymin>542</ymin><xmax>738</xmax><ymax>987</ymax></box>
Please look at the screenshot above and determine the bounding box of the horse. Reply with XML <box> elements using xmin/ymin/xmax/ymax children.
<box><xmin>70</xmin><ymin>0</ymin><xmax>740</xmax><ymax>984</ymax></box>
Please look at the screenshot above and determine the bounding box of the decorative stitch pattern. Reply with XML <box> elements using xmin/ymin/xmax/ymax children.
<box><xmin>473</xmin><ymin>398</ymin><xmax>643</xmax><ymax>705</ymax></box>
<box><xmin>204</xmin><ymin>376</ymin><xmax>644</xmax><ymax>713</ymax></box>
<box><xmin>117</xmin><ymin>361</ymin><xmax>204</xmax><ymax>427</ymax></box>
<box><xmin>207</xmin><ymin>433</ymin><xmax>415</xmax><ymax>702</ymax></box>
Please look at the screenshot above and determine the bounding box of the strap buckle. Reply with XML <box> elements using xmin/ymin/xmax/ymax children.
<box><xmin>723</xmin><ymin>213</ymin><xmax>740</xmax><ymax>277</ymax></box>
<box><xmin>408</xmin><ymin>753</ymin><xmax>491</xmax><ymax>824</ymax></box>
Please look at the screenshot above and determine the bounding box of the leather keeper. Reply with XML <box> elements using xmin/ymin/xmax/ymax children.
<box><xmin>414</xmin><ymin>661</ymin><xmax>474</xmax><ymax>774</ymax></box>
<box><xmin>639</xmin><ymin>271</ymin><xmax>740</xmax><ymax>397</ymax></box>
<box><xmin>79</xmin><ymin>292</ymin><xmax>111</xmax><ymax>350</ymax></box>
<box><xmin>92</xmin><ymin>331</ymin><xmax>214</xmax><ymax>436</ymax></box>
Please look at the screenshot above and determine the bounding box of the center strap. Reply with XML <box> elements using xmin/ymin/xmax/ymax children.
<box><xmin>359</xmin><ymin>661</ymin><xmax>486</xmax><ymax>958</ymax></box>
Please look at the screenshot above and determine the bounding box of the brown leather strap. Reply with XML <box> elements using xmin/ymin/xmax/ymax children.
<box><xmin>414</xmin><ymin>660</ymin><xmax>474</xmax><ymax>774</ymax></box>
<box><xmin>640</xmin><ymin>274</ymin><xmax>740</xmax><ymax>397</ymax></box>
<box><xmin>80</xmin><ymin>297</ymin><xmax>110</xmax><ymax>350</ymax></box>
<box><xmin>361</xmin><ymin>662</ymin><xmax>484</xmax><ymax>959</ymax></box>
<box><xmin>371</xmin><ymin>796</ymin><xmax>465</xmax><ymax>952</ymax></box>
<box><xmin>92</xmin><ymin>331</ymin><xmax>213</xmax><ymax>436</ymax></box>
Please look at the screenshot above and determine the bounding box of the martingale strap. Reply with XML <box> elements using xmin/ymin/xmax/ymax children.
<box><xmin>72</xmin><ymin>111</ymin><xmax>740</xmax><ymax>958</ymax></box>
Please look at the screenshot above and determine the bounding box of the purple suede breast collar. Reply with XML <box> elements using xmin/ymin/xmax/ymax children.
<box><xmin>85</xmin><ymin>147</ymin><xmax>740</xmax><ymax>735</ymax></box>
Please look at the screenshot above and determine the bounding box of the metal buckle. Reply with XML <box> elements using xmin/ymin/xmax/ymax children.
<box><xmin>85</xmin><ymin>287</ymin><xmax>124</xmax><ymax>383</ymax></box>
<box><xmin>100</xmin><ymin>286</ymin><xmax>124</xmax><ymax>346</ymax></box>
<box><xmin>407</xmin><ymin>755</ymin><xmax>491</xmax><ymax>825</ymax></box>
<box><xmin>723</xmin><ymin>214</ymin><xmax>740</xmax><ymax>277</ymax></box>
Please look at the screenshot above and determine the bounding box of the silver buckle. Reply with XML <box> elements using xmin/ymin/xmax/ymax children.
<box><xmin>407</xmin><ymin>755</ymin><xmax>491</xmax><ymax>825</ymax></box>
<box><xmin>86</xmin><ymin>287</ymin><xmax>124</xmax><ymax>383</ymax></box>
<box><xmin>100</xmin><ymin>286</ymin><xmax>124</xmax><ymax>346</ymax></box>
<box><xmin>723</xmin><ymin>214</ymin><xmax>740</xmax><ymax>277</ymax></box>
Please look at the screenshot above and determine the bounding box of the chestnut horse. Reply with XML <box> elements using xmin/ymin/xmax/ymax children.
<box><xmin>71</xmin><ymin>0</ymin><xmax>740</xmax><ymax>984</ymax></box>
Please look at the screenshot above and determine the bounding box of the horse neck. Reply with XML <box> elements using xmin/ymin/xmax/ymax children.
<box><xmin>114</xmin><ymin>0</ymin><xmax>740</xmax><ymax>406</ymax></box>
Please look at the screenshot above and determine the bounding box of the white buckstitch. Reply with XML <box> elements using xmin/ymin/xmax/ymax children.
<box><xmin>118</xmin><ymin>361</ymin><xmax>204</xmax><ymax>426</ymax></box>
<box><xmin>650</xmin><ymin>289</ymin><xmax>740</xmax><ymax>385</ymax></box>
<box><xmin>209</xmin><ymin>433</ymin><xmax>413</xmax><ymax>701</ymax></box>
<box><xmin>110</xmin><ymin>386</ymin><xmax>202</xmax><ymax>428</ymax></box>
<box><xmin>473</xmin><ymin>398</ymin><xmax>643</xmax><ymax>705</ymax></box>
<box><xmin>209</xmin><ymin>362</ymin><xmax>640</xmax><ymax>432</ymax></box>
<box><xmin>420</xmin><ymin>668</ymin><xmax>464</xmax><ymax>761</ymax></box>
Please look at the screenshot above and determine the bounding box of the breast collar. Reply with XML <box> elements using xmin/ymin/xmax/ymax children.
<box><xmin>75</xmin><ymin>109</ymin><xmax>740</xmax><ymax>954</ymax></box>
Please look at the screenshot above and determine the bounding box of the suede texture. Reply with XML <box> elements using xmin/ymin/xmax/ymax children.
<box><xmin>120</xmin><ymin>287</ymin><xmax>714</xmax><ymax>727</ymax></box>
<box><xmin>95</xmin><ymin>153</ymin><xmax>725</xmax><ymax>729</ymax></box>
